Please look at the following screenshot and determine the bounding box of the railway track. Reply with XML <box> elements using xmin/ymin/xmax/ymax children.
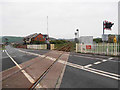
<box><xmin>29</xmin><ymin>45</ymin><xmax>69</xmax><ymax>89</ymax></box>
<box><xmin>58</xmin><ymin>43</ymin><xmax>72</xmax><ymax>52</ymax></box>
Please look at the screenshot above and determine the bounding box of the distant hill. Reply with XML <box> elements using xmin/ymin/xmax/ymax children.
<box><xmin>1</xmin><ymin>36</ymin><xmax>56</xmax><ymax>44</ymax></box>
<box><xmin>58</xmin><ymin>38</ymin><xmax>74</xmax><ymax>41</ymax></box>
<box><xmin>1</xmin><ymin>36</ymin><xmax>24</xmax><ymax>43</ymax></box>
<box><xmin>49</xmin><ymin>37</ymin><xmax>56</xmax><ymax>40</ymax></box>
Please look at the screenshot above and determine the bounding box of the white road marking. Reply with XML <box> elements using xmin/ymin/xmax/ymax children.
<box><xmin>55</xmin><ymin>56</ymin><xmax>69</xmax><ymax>88</ymax></box>
<box><xmin>5</xmin><ymin>50</ymin><xmax>42</xmax><ymax>87</ymax></box>
<box><xmin>16</xmin><ymin>49</ymin><xmax>120</xmax><ymax>80</ymax></box>
<box><xmin>17</xmin><ymin>49</ymin><xmax>45</xmax><ymax>57</ymax></box>
<box><xmin>48</xmin><ymin>57</ymin><xmax>120</xmax><ymax>80</ymax></box>
<box><xmin>84</xmin><ymin>64</ymin><xmax>92</xmax><ymax>68</ymax></box>
<box><xmin>88</xmin><ymin>67</ymin><xmax>120</xmax><ymax>77</ymax></box>
<box><xmin>66</xmin><ymin>62</ymin><xmax>119</xmax><ymax>80</ymax></box>
<box><xmin>109</xmin><ymin>57</ymin><xmax>113</xmax><ymax>60</ymax></box>
<box><xmin>71</xmin><ymin>55</ymin><xmax>103</xmax><ymax>60</ymax></box>
<box><xmin>102</xmin><ymin>59</ymin><xmax>107</xmax><ymax>62</ymax></box>
<box><xmin>71</xmin><ymin>55</ymin><xmax>119</xmax><ymax>62</ymax></box>
<box><xmin>94</xmin><ymin>61</ymin><xmax>101</xmax><ymax>65</ymax></box>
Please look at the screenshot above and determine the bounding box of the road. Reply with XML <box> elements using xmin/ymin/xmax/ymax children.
<box><xmin>60</xmin><ymin>52</ymin><xmax>119</xmax><ymax>88</ymax></box>
<box><xmin>1</xmin><ymin>45</ymin><xmax>120</xmax><ymax>89</ymax></box>
<box><xmin>1</xmin><ymin>45</ymin><xmax>49</xmax><ymax>71</ymax></box>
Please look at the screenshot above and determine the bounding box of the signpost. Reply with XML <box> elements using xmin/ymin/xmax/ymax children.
<box><xmin>102</xmin><ymin>34</ymin><xmax>108</xmax><ymax>42</ymax></box>
<box><xmin>102</xmin><ymin>20</ymin><xmax>114</xmax><ymax>42</ymax></box>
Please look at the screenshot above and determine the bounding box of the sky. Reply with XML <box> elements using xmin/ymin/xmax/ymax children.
<box><xmin>0</xmin><ymin>0</ymin><xmax>119</xmax><ymax>39</ymax></box>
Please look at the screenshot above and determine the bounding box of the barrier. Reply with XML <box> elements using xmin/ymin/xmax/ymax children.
<box><xmin>27</xmin><ymin>44</ymin><xmax>55</xmax><ymax>50</ymax></box>
<box><xmin>76</xmin><ymin>43</ymin><xmax>120</xmax><ymax>56</ymax></box>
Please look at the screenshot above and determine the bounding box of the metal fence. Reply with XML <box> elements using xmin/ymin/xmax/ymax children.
<box><xmin>76</xmin><ymin>43</ymin><xmax>120</xmax><ymax>56</ymax></box>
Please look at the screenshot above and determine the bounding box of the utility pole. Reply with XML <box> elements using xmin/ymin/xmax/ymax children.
<box><xmin>47</xmin><ymin>16</ymin><xmax>48</xmax><ymax>36</ymax></box>
<box><xmin>103</xmin><ymin>21</ymin><xmax>104</xmax><ymax>35</ymax></box>
<box><xmin>103</xmin><ymin>21</ymin><xmax>105</xmax><ymax>43</ymax></box>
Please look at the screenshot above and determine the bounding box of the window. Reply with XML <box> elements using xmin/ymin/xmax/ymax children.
<box><xmin>37</xmin><ymin>38</ymin><xmax>39</xmax><ymax>41</ymax></box>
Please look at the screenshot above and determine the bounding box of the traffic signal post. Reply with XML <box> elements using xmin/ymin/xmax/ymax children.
<box><xmin>102</xmin><ymin>20</ymin><xmax>114</xmax><ymax>42</ymax></box>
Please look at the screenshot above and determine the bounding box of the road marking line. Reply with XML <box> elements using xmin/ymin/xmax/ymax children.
<box><xmin>72</xmin><ymin>55</ymin><xmax>119</xmax><ymax>62</ymax></box>
<box><xmin>48</xmin><ymin>58</ymin><xmax>120</xmax><ymax>80</ymax></box>
<box><xmin>94</xmin><ymin>61</ymin><xmax>101</xmax><ymax>65</ymax></box>
<box><xmin>84</xmin><ymin>64</ymin><xmax>92</xmax><ymax>68</ymax></box>
<box><xmin>16</xmin><ymin>49</ymin><xmax>120</xmax><ymax>80</ymax></box>
<box><xmin>109</xmin><ymin>57</ymin><xmax>113</xmax><ymax>60</ymax></box>
<box><xmin>88</xmin><ymin>67</ymin><xmax>120</xmax><ymax>77</ymax></box>
<box><xmin>17</xmin><ymin>49</ymin><xmax>45</xmax><ymax>57</ymax></box>
<box><xmin>72</xmin><ymin>55</ymin><xmax>103</xmax><ymax>60</ymax></box>
<box><xmin>5</xmin><ymin>50</ymin><xmax>42</xmax><ymax>87</ymax></box>
<box><xmin>102</xmin><ymin>59</ymin><xmax>107</xmax><ymax>62</ymax></box>
<box><xmin>55</xmin><ymin>54</ymin><xmax>69</xmax><ymax>88</ymax></box>
<box><xmin>66</xmin><ymin>62</ymin><xmax>120</xmax><ymax>80</ymax></box>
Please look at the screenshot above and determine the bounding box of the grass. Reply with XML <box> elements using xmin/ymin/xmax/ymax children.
<box><xmin>54</xmin><ymin>42</ymin><xmax>76</xmax><ymax>51</ymax></box>
<box><xmin>54</xmin><ymin>43</ymin><xmax>68</xmax><ymax>50</ymax></box>
<box><xmin>0</xmin><ymin>45</ymin><xmax>5</xmax><ymax>50</ymax></box>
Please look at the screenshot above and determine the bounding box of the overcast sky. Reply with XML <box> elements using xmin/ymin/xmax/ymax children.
<box><xmin>0</xmin><ymin>0</ymin><xmax>119</xmax><ymax>39</ymax></box>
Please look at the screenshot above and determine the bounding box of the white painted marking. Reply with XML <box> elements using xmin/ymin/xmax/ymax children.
<box><xmin>66</xmin><ymin>62</ymin><xmax>120</xmax><ymax>80</ymax></box>
<box><xmin>109</xmin><ymin>57</ymin><xmax>113</xmax><ymax>60</ymax></box>
<box><xmin>18</xmin><ymin>49</ymin><xmax>45</xmax><ymax>58</ymax></box>
<box><xmin>16</xmin><ymin>49</ymin><xmax>120</xmax><ymax>80</ymax></box>
<box><xmin>5</xmin><ymin>50</ymin><xmax>42</xmax><ymax>87</ymax></box>
<box><xmin>94</xmin><ymin>61</ymin><xmax>101</xmax><ymax>65</ymax></box>
<box><xmin>88</xmin><ymin>67</ymin><xmax>120</xmax><ymax>77</ymax></box>
<box><xmin>72</xmin><ymin>55</ymin><xmax>103</xmax><ymax>60</ymax></box>
<box><xmin>102</xmin><ymin>59</ymin><xmax>107</xmax><ymax>62</ymax></box>
<box><xmin>55</xmin><ymin>59</ymin><xmax>68</xmax><ymax>88</ymax></box>
<box><xmin>48</xmin><ymin>58</ymin><xmax>120</xmax><ymax>80</ymax></box>
<box><xmin>84</xmin><ymin>64</ymin><xmax>92</xmax><ymax>68</ymax></box>
<box><xmin>71</xmin><ymin>55</ymin><xmax>119</xmax><ymax>62</ymax></box>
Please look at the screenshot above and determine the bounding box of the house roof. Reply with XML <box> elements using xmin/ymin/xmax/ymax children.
<box><xmin>24</xmin><ymin>33</ymin><xmax>37</xmax><ymax>39</ymax></box>
<box><xmin>24</xmin><ymin>33</ymin><xmax>48</xmax><ymax>39</ymax></box>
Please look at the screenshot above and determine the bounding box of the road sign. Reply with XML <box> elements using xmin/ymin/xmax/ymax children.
<box><xmin>86</xmin><ymin>45</ymin><xmax>91</xmax><ymax>49</ymax></box>
<box><xmin>102</xmin><ymin>34</ymin><xmax>108</xmax><ymax>41</ymax></box>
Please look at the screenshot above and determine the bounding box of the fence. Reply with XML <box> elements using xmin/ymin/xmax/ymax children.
<box><xmin>27</xmin><ymin>44</ymin><xmax>55</xmax><ymax>50</ymax></box>
<box><xmin>76</xmin><ymin>43</ymin><xmax>120</xmax><ymax>56</ymax></box>
<box><xmin>27</xmin><ymin>44</ymin><xmax>47</xmax><ymax>49</ymax></box>
<box><xmin>16</xmin><ymin>45</ymin><xmax>27</xmax><ymax>49</ymax></box>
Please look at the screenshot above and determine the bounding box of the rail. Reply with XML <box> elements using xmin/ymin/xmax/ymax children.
<box><xmin>29</xmin><ymin>44</ymin><xmax>69</xmax><ymax>89</ymax></box>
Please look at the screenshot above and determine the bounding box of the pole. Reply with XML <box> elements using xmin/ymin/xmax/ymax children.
<box><xmin>76</xmin><ymin>29</ymin><xmax>79</xmax><ymax>43</ymax></box>
<box><xmin>103</xmin><ymin>21</ymin><xmax>105</xmax><ymax>54</ymax></box>
<box><xmin>103</xmin><ymin>21</ymin><xmax>104</xmax><ymax>35</ymax></box>
<box><xmin>47</xmin><ymin>16</ymin><xmax>48</xmax><ymax>36</ymax></box>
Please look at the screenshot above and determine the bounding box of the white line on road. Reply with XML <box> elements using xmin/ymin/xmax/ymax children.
<box><xmin>87</xmin><ymin>67</ymin><xmax>120</xmax><ymax>77</ymax></box>
<box><xmin>94</xmin><ymin>61</ymin><xmax>101</xmax><ymax>65</ymax></box>
<box><xmin>5</xmin><ymin>50</ymin><xmax>42</xmax><ymax>87</ymax></box>
<box><xmin>66</xmin><ymin>62</ymin><xmax>119</xmax><ymax>80</ymax></box>
<box><xmin>17</xmin><ymin>49</ymin><xmax>45</xmax><ymax>58</ymax></box>
<box><xmin>48</xmin><ymin>56</ymin><xmax>120</xmax><ymax>80</ymax></box>
<box><xmin>71</xmin><ymin>54</ymin><xmax>119</xmax><ymax>62</ymax></box>
<box><xmin>84</xmin><ymin>64</ymin><xmax>92</xmax><ymax>68</ymax></box>
<box><xmin>109</xmin><ymin>57</ymin><xmax>113</xmax><ymax>60</ymax></box>
<box><xmin>71</xmin><ymin>55</ymin><xmax>103</xmax><ymax>60</ymax></box>
<box><xmin>16</xmin><ymin>49</ymin><xmax>120</xmax><ymax>80</ymax></box>
<box><xmin>102</xmin><ymin>59</ymin><xmax>107</xmax><ymax>62</ymax></box>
